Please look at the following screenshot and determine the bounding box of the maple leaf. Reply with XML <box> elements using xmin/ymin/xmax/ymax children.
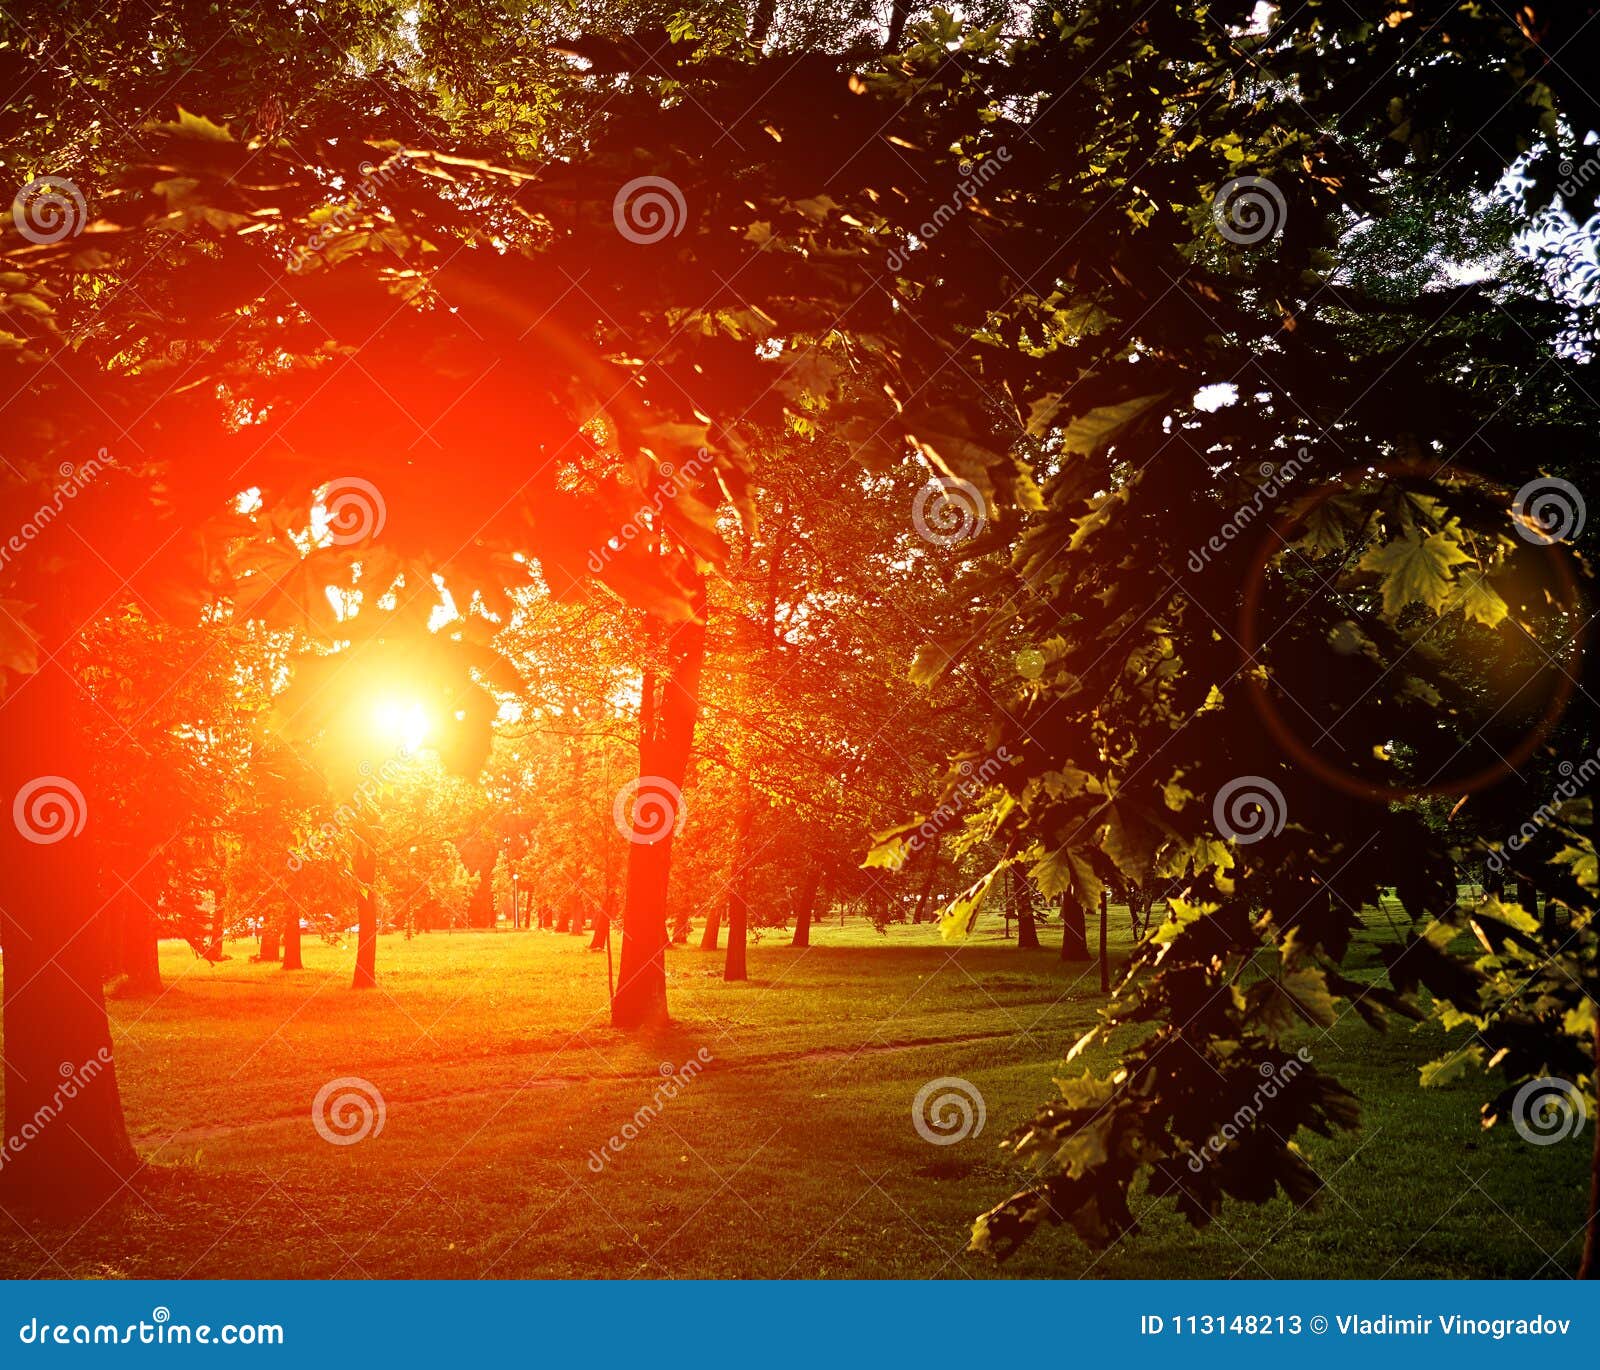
<box><xmin>1448</xmin><ymin>570</ymin><xmax>1509</xmax><ymax>628</ymax></box>
<box><xmin>1357</xmin><ymin>525</ymin><xmax>1472</xmax><ymax>617</ymax></box>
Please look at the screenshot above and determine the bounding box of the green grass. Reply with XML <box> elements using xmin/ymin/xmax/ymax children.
<box><xmin>0</xmin><ymin>908</ymin><xmax>1588</xmax><ymax>1279</ymax></box>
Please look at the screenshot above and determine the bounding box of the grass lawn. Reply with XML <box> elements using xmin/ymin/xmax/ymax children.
<box><xmin>0</xmin><ymin>907</ymin><xmax>1589</xmax><ymax>1279</ymax></box>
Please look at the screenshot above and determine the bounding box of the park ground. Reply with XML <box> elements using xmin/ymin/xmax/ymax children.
<box><xmin>0</xmin><ymin>906</ymin><xmax>1589</xmax><ymax>1279</ymax></box>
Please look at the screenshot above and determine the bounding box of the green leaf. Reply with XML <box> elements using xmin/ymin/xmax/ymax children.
<box><xmin>938</xmin><ymin>865</ymin><xmax>1001</xmax><ymax>941</ymax></box>
<box><xmin>1029</xmin><ymin>845</ymin><xmax>1100</xmax><ymax>911</ymax></box>
<box><xmin>1150</xmin><ymin>896</ymin><xmax>1214</xmax><ymax>945</ymax></box>
<box><xmin>1449</xmin><ymin>571</ymin><xmax>1509</xmax><ymax>628</ymax></box>
<box><xmin>158</xmin><ymin>107</ymin><xmax>235</xmax><ymax>141</ymax></box>
<box><xmin>1420</xmin><ymin>1045</ymin><xmax>1484</xmax><ymax>1088</ymax></box>
<box><xmin>1061</xmin><ymin>393</ymin><xmax>1168</xmax><ymax>457</ymax></box>
<box><xmin>1103</xmin><ymin>802</ymin><xmax>1161</xmax><ymax>881</ymax></box>
<box><xmin>1278</xmin><ymin>967</ymin><xmax>1339</xmax><ymax>1028</ymax></box>
<box><xmin>1357</xmin><ymin>525</ymin><xmax>1472</xmax><ymax>617</ymax></box>
<box><xmin>1552</xmin><ymin>842</ymin><xmax>1597</xmax><ymax>891</ymax></box>
<box><xmin>862</xmin><ymin>820</ymin><xmax>921</xmax><ymax>870</ymax></box>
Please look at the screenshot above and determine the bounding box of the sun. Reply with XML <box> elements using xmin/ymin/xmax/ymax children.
<box><xmin>370</xmin><ymin>697</ymin><xmax>431</xmax><ymax>753</ymax></box>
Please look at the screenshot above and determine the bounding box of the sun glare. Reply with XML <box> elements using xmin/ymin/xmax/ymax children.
<box><xmin>371</xmin><ymin>697</ymin><xmax>431</xmax><ymax>753</ymax></box>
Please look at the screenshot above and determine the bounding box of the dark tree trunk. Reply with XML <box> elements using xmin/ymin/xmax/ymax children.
<box><xmin>885</xmin><ymin>0</ymin><xmax>910</xmax><ymax>50</ymax></box>
<box><xmin>259</xmin><ymin>925</ymin><xmax>281</xmax><ymax>962</ymax></box>
<box><xmin>113</xmin><ymin>877</ymin><xmax>162</xmax><ymax>993</ymax></box>
<box><xmin>282</xmin><ymin>911</ymin><xmax>304</xmax><ymax>970</ymax></box>
<box><xmin>724</xmin><ymin>772</ymin><xmax>753</xmax><ymax>982</ymax></box>
<box><xmin>1</xmin><ymin>662</ymin><xmax>137</xmax><ymax>1216</ymax></box>
<box><xmin>699</xmin><ymin>905</ymin><xmax>721</xmax><ymax>950</ymax></box>
<box><xmin>1013</xmin><ymin>870</ymin><xmax>1040</xmax><ymax>949</ymax></box>
<box><xmin>588</xmin><ymin>909</ymin><xmax>608</xmax><ymax>950</ymax></box>
<box><xmin>1017</xmin><ymin>903</ymin><xmax>1040</xmax><ymax>948</ymax></box>
<box><xmin>570</xmin><ymin>906</ymin><xmax>588</xmax><ymax>935</ymax></box>
<box><xmin>1515</xmin><ymin>875</ymin><xmax>1538</xmax><ymax>917</ymax></box>
<box><xmin>1098</xmin><ymin>888</ymin><xmax>1110</xmax><ymax>994</ymax></box>
<box><xmin>613</xmin><ymin>575</ymin><xmax>707</xmax><ymax>1031</ymax></box>
<box><xmin>1059</xmin><ymin>892</ymin><xmax>1091</xmax><ymax>961</ymax></box>
<box><xmin>791</xmin><ymin>865</ymin><xmax>822</xmax><ymax>948</ymax></box>
<box><xmin>723</xmin><ymin>899</ymin><xmax>748</xmax><ymax>979</ymax></box>
<box><xmin>748</xmin><ymin>0</ymin><xmax>776</xmax><ymax>47</ymax></box>
<box><xmin>352</xmin><ymin>825</ymin><xmax>377</xmax><ymax>989</ymax></box>
<box><xmin>910</xmin><ymin>838</ymin><xmax>939</xmax><ymax>923</ymax></box>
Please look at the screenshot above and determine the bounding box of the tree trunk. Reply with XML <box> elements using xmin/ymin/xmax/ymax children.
<box><xmin>885</xmin><ymin>0</ymin><xmax>911</xmax><ymax>50</ymax></box>
<box><xmin>699</xmin><ymin>905</ymin><xmax>721</xmax><ymax>950</ymax></box>
<box><xmin>113</xmin><ymin>878</ymin><xmax>162</xmax><ymax>993</ymax></box>
<box><xmin>724</xmin><ymin>772</ymin><xmax>753</xmax><ymax>982</ymax></box>
<box><xmin>909</xmin><ymin>838</ymin><xmax>939</xmax><ymax>923</ymax></box>
<box><xmin>588</xmin><ymin>908</ymin><xmax>608</xmax><ymax>950</ymax></box>
<box><xmin>352</xmin><ymin>824</ymin><xmax>377</xmax><ymax>989</ymax></box>
<box><xmin>259</xmin><ymin>925</ymin><xmax>281</xmax><ymax>962</ymax></box>
<box><xmin>1</xmin><ymin>663</ymin><xmax>137</xmax><ymax>1216</ymax></box>
<box><xmin>791</xmin><ymin>865</ymin><xmax>822</xmax><ymax>948</ymax></box>
<box><xmin>1013</xmin><ymin>869</ymin><xmax>1040</xmax><ymax>949</ymax></box>
<box><xmin>282</xmin><ymin>910</ymin><xmax>304</xmax><ymax>970</ymax></box>
<box><xmin>1059</xmin><ymin>892</ymin><xmax>1090</xmax><ymax>961</ymax></box>
<box><xmin>748</xmin><ymin>0</ymin><xmax>776</xmax><ymax>47</ymax></box>
<box><xmin>613</xmin><ymin>575</ymin><xmax>707</xmax><ymax>1030</ymax></box>
<box><xmin>1514</xmin><ymin>875</ymin><xmax>1538</xmax><ymax>917</ymax></box>
<box><xmin>204</xmin><ymin>900</ymin><xmax>224</xmax><ymax>962</ymax></box>
<box><xmin>1098</xmin><ymin>887</ymin><xmax>1110</xmax><ymax>994</ymax></box>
